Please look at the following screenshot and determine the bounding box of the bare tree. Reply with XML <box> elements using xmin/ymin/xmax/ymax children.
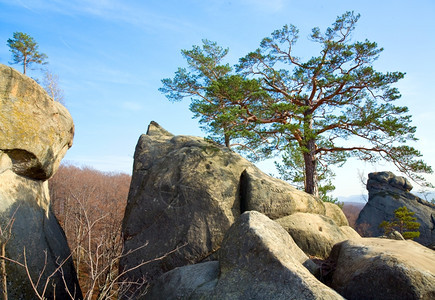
<box><xmin>49</xmin><ymin>164</ymin><xmax>132</xmax><ymax>299</ymax></box>
<box><xmin>42</xmin><ymin>69</ymin><xmax>65</xmax><ymax>104</ymax></box>
<box><xmin>1</xmin><ymin>164</ymin><xmax>182</xmax><ymax>298</ymax></box>
<box><xmin>0</xmin><ymin>207</ymin><xmax>19</xmax><ymax>300</ymax></box>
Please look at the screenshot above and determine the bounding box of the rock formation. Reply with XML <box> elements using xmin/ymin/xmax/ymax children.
<box><xmin>356</xmin><ymin>171</ymin><xmax>435</xmax><ymax>247</ymax></box>
<box><xmin>147</xmin><ymin>211</ymin><xmax>344</xmax><ymax>300</ymax></box>
<box><xmin>276</xmin><ymin>212</ymin><xmax>360</xmax><ymax>258</ymax></box>
<box><xmin>0</xmin><ymin>64</ymin><xmax>81</xmax><ymax>299</ymax></box>
<box><xmin>330</xmin><ymin>238</ymin><xmax>435</xmax><ymax>299</ymax></box>
<box><xmin>121</xmin><ymin>123</ymin><xmax>435</xmax><ymax>299</ymax></box>
<box><xmin>120</xmin><ymin>122</ymin><xmax>353</xmax><ymax>292</ymax></box>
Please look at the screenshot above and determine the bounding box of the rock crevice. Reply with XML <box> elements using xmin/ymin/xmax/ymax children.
<box><xmin>120</xmin><ymin>121</ymin><xmax>353</xmax><ymax>295</ymax></box>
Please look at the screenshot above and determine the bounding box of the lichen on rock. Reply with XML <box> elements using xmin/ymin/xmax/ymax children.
<box><xmin>0</xmin><ymin>64</ymin><xmax>80</xmax><ymax>299</ymax></box>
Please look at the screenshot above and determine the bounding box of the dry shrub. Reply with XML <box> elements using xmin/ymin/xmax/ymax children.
<box><xmin>49</xmin><ymin>163</ymin><xmax>131</xmax><ymax>299</ymax></box>
<box><xmin>341</xmin><ymin>203</ymin><xmax>364</xmax><ymax>228</ymax></box>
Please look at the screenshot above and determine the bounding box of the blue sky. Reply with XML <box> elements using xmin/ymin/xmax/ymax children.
<box><xmin>1</xmin><ymin>0</ymin><xmax>434</xmax><ymax>199</ymax></box>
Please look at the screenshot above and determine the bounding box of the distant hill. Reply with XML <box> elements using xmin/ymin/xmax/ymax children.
<box><xmin>338</xmin><ymin>194</ymin><xmax>368</xmax><ymax>203</ymax></box>
<box><xmin>338</xmin><ymin>190</ymin><xmax>434</xmax><ymax>230</ymax></box>
<box><xmin>415</xmin><ymin>192</ymin><xmax>435</xmax><ymax>203</ymax></box>
<box><xmin>338</xmin><ymin>191</ymin><xmax>435</xmax><ymax>204</ymax></box>
<box><xmin>342</xmin><ymin>202</ymin><xmax>365</xmax><ymax>228</ymax></box>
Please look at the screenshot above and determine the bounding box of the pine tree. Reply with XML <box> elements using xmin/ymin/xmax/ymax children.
<box><xmin>161</xmin><ymin>12</ymin><xmax>432</xmax><ymax>198</ymax></box>
<box><xmin>379</xmin><ymin>206</ymin><xmax>420</xmax><ymax>240</ymax></box>
<box><xmin>7</xmin><ymin>32</ymin><xmax>48</xmax><ymax>75</ymax></box>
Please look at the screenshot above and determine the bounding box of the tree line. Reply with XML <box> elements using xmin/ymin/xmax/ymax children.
<box><xmin>48</xmin><ymin>164</ymin><xmax>133</xmax><ymax>299</ymax></box>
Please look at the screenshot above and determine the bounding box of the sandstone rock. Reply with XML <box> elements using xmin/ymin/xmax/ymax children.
<box><xmin>241</xmin><ymin>166</ymin><xmax>326</xmax><ymax>219</ymax></box>
<box><xmin>121</xmin><ymin>122</ymin><xmax>247</xmax><ymax>284</ymax></box>
<box><xmin>367</xmin><ymin>171</ymin><xmax>413</xmax><ymax>192</ymax></box>
<box><xmin>277</xmin><ymin>212</ymin><xmax>360</xmax><ymax>258</ymax></box>
<box><xmin>355</xmin><ymin>171</ymin><xmax>435</xmax><ymax>247</ymax></box>
<box><xmin>323</xmin><ymin>202</ymin><xmax>349</xmax><ymax>226</ymax></box>
<box><xmin>0</xmin><ymin>65</ymin><xmax>80</xmax><ymax>299</ymax></box>
<box><xmin>148</xmin><ymin>211</ymin><xmax>343</xmax><ymax>300</ymax></box>
<box><xmin>121</xmin><ymin>122</ymin><xmax>329</xmax><ymax>283</ymax></box>
<box><xmin>330</xmin><ymin>238</ymin><xmax>435</xmax><ymax>300</ymax></box>
<box><xmin>0</xmin><ymin>64</ymin><xmax>74</xmax><ymax>180</ymax></box>
<box><xmin>146</xmin><ymin>261</ymin><xmax>219</xmax><ymax>299</ymax></box>
<box><xmin>218</xmin><ymin>211</ymin><xmax>319</xmax><ymax>276</ymax></box>
<box><xmin>387</xmin><ymin>230</ymin><xmax>405</xmax><ymax>240</ymax></box>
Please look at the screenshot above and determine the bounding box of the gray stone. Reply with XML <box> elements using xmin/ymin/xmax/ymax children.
<box><xmin>355</xmin><ymin>171</ymin><xmax>435</xmax><ymax>247</ymax></box>
<box><xmin>277</xmin><ymin>212</ymin><xmax>360</xmax><ymax>258</ymax></box>
<box><xmin>386</xmin><ymin>230</ymin><xmax>405</xmax><ymax>240</ymax></box>
<box><xmin>148</xmin><ymin>211</ymin><xmax>343</xmax><ymax>300</ymax></box>
<box><xmin>146</xmin><ymin>261</ymin><xmax>219</xmax><ymax>300</ymax></box>
<box><xmin>330</xmin><ymin>238</ymin><xmax>435</xmax><ymax>300</ymax></box>
<box><xmin>120</xmin><ymin>122</ymin><xmax>332</xmax><ymax>284</ymax></box>
<box><xmin>210</xmin><ymin>211</ymin><xmax>342</xmax><ymax>299</ymax></box>
<box><xmin>241</xmin><ymin>166</ymin><xmax>326</xmax><ymax>219</ymax></box>
<box><xmin>366</xmin><ymin>171</ymin><xmax>413</xmax><ymax>192</ymax></box>
<box><xmin>121</xmin><ymin>122</ymin><xmax>247</xmax><ymax>284</ymax></box>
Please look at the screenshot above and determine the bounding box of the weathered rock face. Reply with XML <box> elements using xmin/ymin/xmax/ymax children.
<box><xmin>276</xmin><ymin>212</ymin><xmax>360</xmax><ymax>258</ymax></box>
<box><xmin>122</xmin><ymin>124</ymin><xmax>435</xmax><ymax>299</ymax></box>
<box><xmin>0</xmin><ymin>64</ymin><xmax>74</xmax><ymax>180</ymax></box>
<box><xmin>324</xmin><ymin>202</ymin><xmax>349</xmax><ymax>226</ymax></box>
<box><xmin>0</xmin><ymin>64</ymin><xmax>80</xmax><ymax>299</ymax></box>
<box><xmin>120</xmin><ymin>122</ymin><xmax>338</xmax><ymax>283</ymax></box>
<box><xmin>355</xmin><ymin>171</ymin><xmax>435</xmax><ymax>247</ymax></box>
<box><xmin>121</xmin><ymin>122</ymin><xmax>249</xmax><ymax>284</ymax></box>
<box><xmin>146</xmin><ymin>261</ymin><xmax>219</xmax><ymax>300</ymax></box>
<box><xmin>330</xmin><ymin>238</ymin><xmax>435</xmax><ymax>300</ymax></box>
<box><xmin>241</xmin><ymin>166</ymin><xmax>326</xmax><ymax>218</ymax></box>
<box><xmin>148</xmin><ymin>211</ymin><xmax>344</xmax><ymax>300</ymax></box>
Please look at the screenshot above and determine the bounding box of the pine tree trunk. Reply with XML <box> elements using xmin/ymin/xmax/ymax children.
<box><xmin>23</xmin><ymin>55</ymin><xmax>27</xmax><ymax>75</ymax></box>
<box><xmin>303</xmin><ymin>140</ymin><xmax>319</xmax><ymax>197</ymax></box>
<box><xmin>224</xmin><ymin>133</ymin><xmax>230</xmax><ymax>148</ymax></box>
<box><xmin>303</xmin><ymin>113</ymin><xmax>319</xmax><ymax>197</ymax></box>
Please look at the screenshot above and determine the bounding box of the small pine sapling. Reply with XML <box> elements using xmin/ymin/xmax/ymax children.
<box><xmin>379</xmin><ymin>206</ymin><xmax>420</xmax><ymax>240</ymax></box>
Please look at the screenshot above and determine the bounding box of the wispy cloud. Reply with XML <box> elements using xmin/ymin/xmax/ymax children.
<box><xmin>6</xmin><ymin>0</ymin><xmax>196</xmax><ymax>34</ymax></box>
<box><xmin>240</xmin><ymin>0</ymin><xmax>286</xmax><ymax>13</ymax></box>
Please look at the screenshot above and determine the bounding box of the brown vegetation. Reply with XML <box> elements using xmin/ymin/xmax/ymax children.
<box><xmin>49</xmin><ymin>164</ymin><xmax>131</xmax><ymax>299</ymax></box>
<box><xmin>341</xmin><ymin>202</ymin><xmax>374</xmax><ymax>236</ymax></box>
<box><xmin>341</xmin><ymin>202</ymin><xmax>364</xmax><ymax>228</ymax></box>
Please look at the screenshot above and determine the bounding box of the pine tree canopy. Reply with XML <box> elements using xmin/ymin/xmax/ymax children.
<box><xmin>160</xmin><ymin>11</ymin><xmax>432</xmax><ymax>197</ymax></box>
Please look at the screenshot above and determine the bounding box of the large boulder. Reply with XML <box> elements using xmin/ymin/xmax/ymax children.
<box><xmin>276</xmin><ymin>212</ymin><xmax>360</xmax><ymax>258</ymax></box>
<box><xmin>330</xmin><ymin>238</ymin><xmax>435</xmax><ymax>300</ymax></box>
<box><xmin>0</xmin><ymin>64</ymin><xmax>74</xmax><ymax>180</ymax></box>
<box><xmin>323</xmin><ymin>202</ymin><xmax>349</xmax><ymax>226</ymax></box>
<box><xmin>0</xmin><ymin>64</ymin><xmax>80</xmax><ymax>299</ymax></box>
<box><xmin>148</xmin><ymin>211</ymin><xmax>343</xmax><ymax>300</ymax></box>
<box><xmin>146</xmin><ymin>261</ymin><xmax>219</xmax><ymax>299</ymax></box>
<box><xmin>355</xmin><ymin>171</ymin><xmax>435</xmax><ymax>247</ymax></box>
<box><xmin>240</xmin><ymin>166</ymin><xmax>326</xmax><ymax>218</ymax></box>
<box><xmin>120</xmin><ymin>122</ymin><xmax>333</xmax><ymax>283</ymax></box>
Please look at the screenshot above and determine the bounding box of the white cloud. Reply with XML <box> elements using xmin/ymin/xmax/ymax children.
<box><xmin>7</xmin><ymin>0</ymin><xmax>196</xmax><ymax>34</ymax></box>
